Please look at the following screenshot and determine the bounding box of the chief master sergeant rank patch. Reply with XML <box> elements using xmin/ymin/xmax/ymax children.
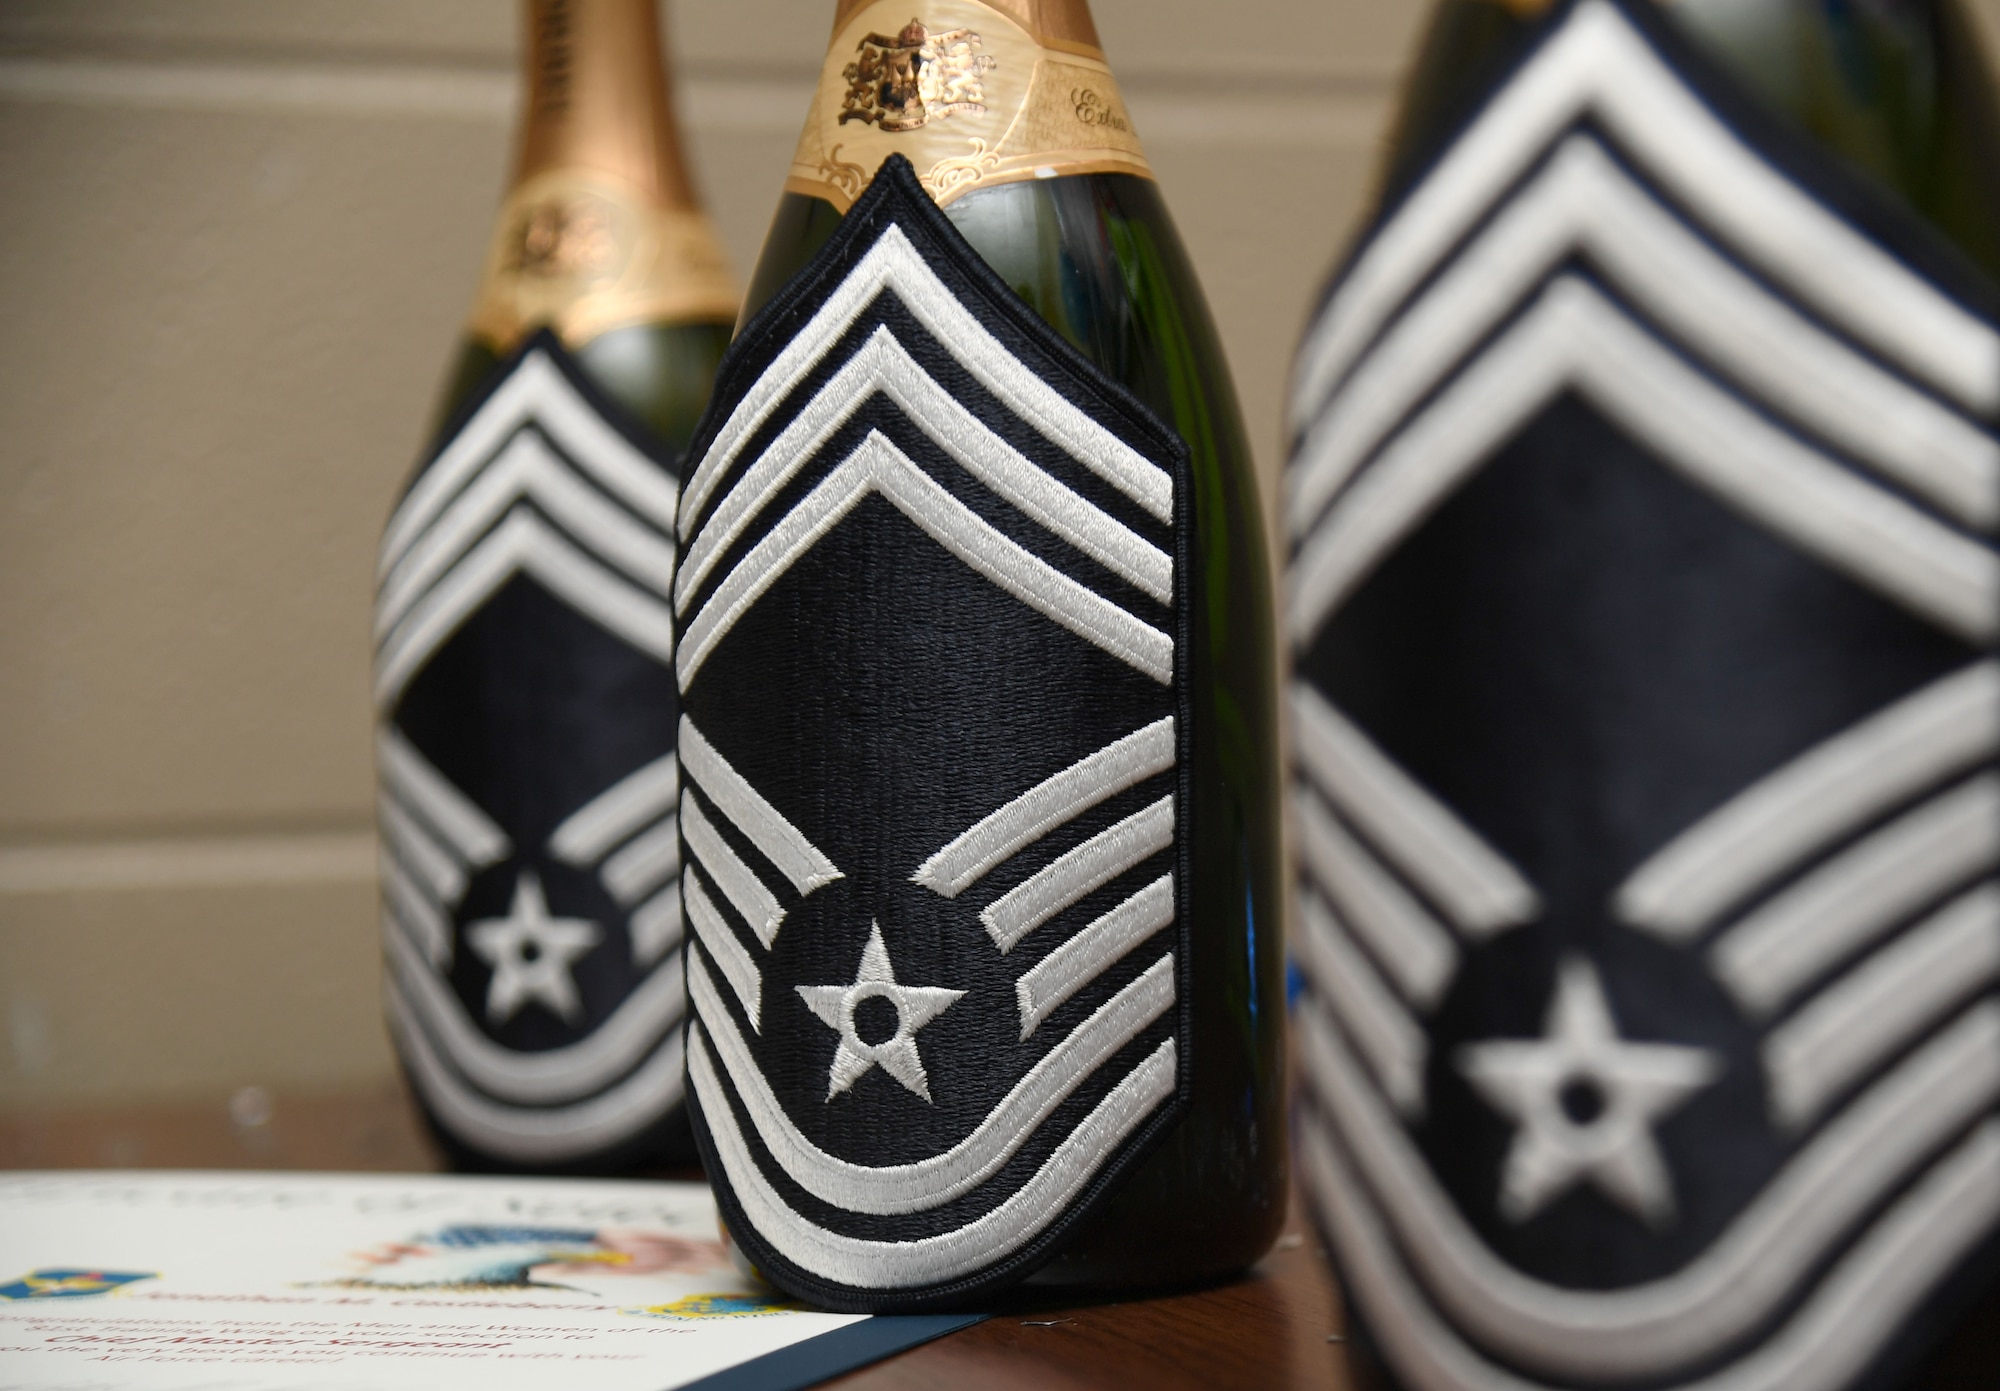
<box><xmin>674</xmin><ymin>154</ymin><xmax>1195</xmax><ymax>1312</ymax></box>
<box><xmin>1284</xmin><ymin>3</ymin><xmax>2000</xmax><ymax>1390</ymax></box>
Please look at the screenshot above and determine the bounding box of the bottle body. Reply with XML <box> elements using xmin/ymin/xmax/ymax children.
<box><xmin>681</xmin><ymin>0</ymin><xmax>1284</xmax><ymax>1303</ymax></box>
<box><xmin>742</xmin><ymin>180</ymin><xmax>1286</xmax><ymax>1285</ymax></box>
<box><xmin>377</xmin><ymin>0</ymin><xmax>736</xmax><ymax>1175</ymax></box>
<box><xmin>1287</xmin><ymin>2</ymin><xmax>2000</xmax><ymax>1389</ymax></box>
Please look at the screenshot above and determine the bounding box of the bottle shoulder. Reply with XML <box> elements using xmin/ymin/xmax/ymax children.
<box><xmin>1383</xmin><ymin>0</ymin><xmax>2000</xmax><ymax>283</ymax></box>
<box><xmin>742</xmin><ymin>174</ymin><xmax>1254</xmax><ymax>477</ymax></box>
<box><xmin>434</xmin><ymin>318</ymin><xmax>734</xmax><ymax>458</ymax></box>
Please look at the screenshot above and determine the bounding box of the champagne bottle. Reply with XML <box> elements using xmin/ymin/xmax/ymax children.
<box><xmin>673</xmin><ymin>0</ymin><xmax>1284</xmax><ymax>1309</ymax></box>
<box><xmin>1287</xmin><ymin>2</ymin><xmax>2000</xmax><ymax>1389</ymax></box>
<box><xmin>375</xmin><ymin>0</ymin><xmax>737</xmax><ymax>1175</ymax></box>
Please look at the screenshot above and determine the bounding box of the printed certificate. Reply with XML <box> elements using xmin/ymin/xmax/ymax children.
<box><xmin>0</xmin><ymin>1172</ymin><xmax>970</xmax><ymax>1390</ymax></box>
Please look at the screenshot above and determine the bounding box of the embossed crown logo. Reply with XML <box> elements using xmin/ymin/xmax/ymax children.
<box><xmin>840</xmin><ymin>18</ymin><xmax>995</xmax><ymax>133</ymax></box>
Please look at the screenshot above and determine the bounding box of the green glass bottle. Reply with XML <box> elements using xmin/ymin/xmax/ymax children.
<box><xmin>1288</xmin><ymin>1</ymin><xmax>2000</xmax><ymax>1388</ymax></box>
<box><xmin>376</xmin><ymin>0</ymin><xmax>737</xmax><ymax>1175</ymax></box>
<box><xmin>723</xmin><ymin>0</ymin><xmax>1286</xmax><ymax>1290</ymax></box>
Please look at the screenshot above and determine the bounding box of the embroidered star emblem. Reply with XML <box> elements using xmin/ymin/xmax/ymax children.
<box><xmin>797</xmin><ymin>923</ymin><xmax>965</xmax><ymax>1102</ymax></box>
<box><xmin>1457</xmin><ymin>956</ymin><xmax>1719</xmax><ymax>1226</ymax></box>
<box><xmin>466</xmin><ymin>871</ymin><xmax>602</xmax><ymax>1025</ymax></box>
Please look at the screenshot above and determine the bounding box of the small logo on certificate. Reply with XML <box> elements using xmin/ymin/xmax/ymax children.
<box><xmin>0</xmin><ymin>1269</ymin><xmax>156</xmax><ymax>1300</ymax></box>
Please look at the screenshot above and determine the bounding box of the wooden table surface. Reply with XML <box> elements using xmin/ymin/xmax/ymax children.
<box><xmin>0</xmin><ymin>1085</ymin><xmax>1361</xmax><ymax>1390</ymax></box>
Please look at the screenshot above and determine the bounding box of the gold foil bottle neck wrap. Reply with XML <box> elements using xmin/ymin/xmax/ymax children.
<box><xmin>787</xmin><ymin>0</ymin><xmax>1153</xmax><ymax>211</ymax></box>
<box><xmin>831</xmin><ymin>0</ymin><xmax>1103</xmax><ymax>52</ymax></box>
<box><xmin>469</xmin><ymin>0</ymin><xmax>738</xmax><ymax>350</ymax></box>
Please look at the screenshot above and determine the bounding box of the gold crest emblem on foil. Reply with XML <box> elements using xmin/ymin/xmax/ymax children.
<box><xmin>509</xmin><ymin>191</ymin><xmax>623</xmax><ymax>282</ymax></box>
<box><xmin>839</xmin><ymin>19</ymin><xmax>997</xmax><ymax>133</ymax></box>
<box><xmin>465</xmin><ymin>169</ymin><xmax>739</xmax><ymax>350</ymax></box>
<box><xmin>786</xmin><ymin>0</ymin><xmax>1153</xmax><ymax>212</ymax></box>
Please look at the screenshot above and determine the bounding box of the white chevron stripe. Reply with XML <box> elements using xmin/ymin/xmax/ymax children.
<box><xmin>378</xmin><ymin>430</ymin><xmax>677</xmax><ymax>640</ymax></box>
<box><xmin>680</xmin><ymin>225</ymin><xmax>1170</xmax><ymax>539</ymax></box>
<box><xmin>375</xmin><ymin>726</ymin><xmax>509</xmax><ymax>869</ymax></box>
<box><xmin>1288</xmin><ymin>0</ymin><xmax>1999</xmax><ymax>425</ymax></box>
<box><xmin>1619</xmin><ymin>661</ymin><xmax>2000</xmax><ymax>940</ymax></box>
<box><xmin>691</xmin><ymin>1023</ymin><xmax>1176</xmax><ymax>1287</ymax></box>
<box><xmin>679</xmin><ymin>324</ymin><xmax>1171</xmax><ymax>611</ymax></box>
<box><xmin>377</xmin><ymin>793</ymin><xmax>465</xmax><ymax>906</ymax></box>
<box><xmin>383</xmin><ymin>918</ymin><xmax>686</xmax><ymax>1108</ymax></box>
<box><xmin>1296</xmin><ymin>887</ymin><xmax>1427</xmax><ymax>1117</ymax></box>
<box><xmin>1765</xmin><ymin>884</ymin><xmax>2000</xmax><ymax>1131</ymax></box>
<box><xmin>376</xmin><ymin>508</ymin><xmax>678</xmax><ymax>710</ymax></box>
<box><xmin>599</xmin><ymin>817</ymin><xmax>681</xmax><ymax>907</ymax></box>
<box><xmin>679</xmin><ymin>715</ymin><xmax>842</xmax><ymax>896</ymax></box>
<box><xmin>388</xmin><ymin>976</ymin><xmax>686</xmax><ymax>1164</ymax></box>
<box><xmin>1297</xmin><ymin>1105</ymin><xmax>2000</xmax><ymax>1391</ymax></box>
<box><xmin>982</xmin><ymin>798</ymin><xmax>1174</xmax><ymax>953</ymax></box>
<box><xmin>684</xmin><ymin>867</ymin><xmax>763</xmax><ymax>1032</ymax></box>
<box><xmin>1294</xmin><ymin>992</ymin><xmax>2000</xmax><ymax>1379</ymax></box>
<box><xmin>628</xmin><ymin>878</ymin><xmax>683</xmax><ymax>970</ymax></box>
<box><xmin>382</xmin><ymin>349</ymin><xmax>677</xmax><ymax>575</ymax></box>
<box><xmin>679</xmin><ymin>430</ymin><xmax>1173</xmax><ymax>689</ymax></box>
<box><xmin>1293</xmin><ymin>786</ymin><xmax>1458</xmax><ymax>1009</ymax></box>
<box><xmin>380</xmin><ymin>852</ymin><xmax>452</xmax><ymax>970</ymax></box>
<box><xmin>1291</xmin><ymin>683</ymin><xmax>1537</xmax><ymax>938</ymax></box>
<box><xmin>548</xmin><ymin>752</ymin><xmax>680</xmax><ymax>868</ymax></box>
<box><xmin>1015</xmin><ymin>875</ymin><xmax>1175</xmax><ymax>1041</ymax></box>
<box><xmin>680</xmin><ymin>791</ymin><xmax>784</xmax><ymax>948</ymax></box>
<box><xmin>691</xmin><ymin>949</ymin><xmax>1174</xmax><ymax>1217</ymax></box>
<box><xmin>1711</xmin><ymin>775</ymin><xmax>2000</xmax><ymax>1016</ymax></box>
<box><xmin>1289</xmin><ymin>134</ymin><xmax>2000</xmax><ymax>539</ymax></box>
<box><xmin>915</xmin><ymin>717</ymin><xmax>1176</xmax><ymax>898</ymax></box>
<box><xmin>1289</xmin><ymin>277</ymin><xmax>2000</xmax><ymax>649</ymax></box>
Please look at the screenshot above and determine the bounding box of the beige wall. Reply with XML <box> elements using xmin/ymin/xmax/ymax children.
<box><xmin>0</xmin><ymin>0</ymin><xmax>1419</xmax><ymax>1109</ymax></box>
<box><xmin>4</xmin><ymin>2</ymin><xmax>1996</xmax><ymax>1109</ymax></box>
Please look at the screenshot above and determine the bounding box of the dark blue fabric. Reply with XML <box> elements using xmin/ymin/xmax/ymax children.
<box><xmin>671</xmin><ymin>1314</ymin><xmax>985</xmax><ymax>1391</ymax></box>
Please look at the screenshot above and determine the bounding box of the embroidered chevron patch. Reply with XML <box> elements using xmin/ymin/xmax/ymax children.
<box><xmin>676</xmin><ymin>155</ymin><xmax>1192</xmax><ymax>1311</ymax></box>
<box><xmin>1285</xmin><ymin>3</ymin><xmax>2000</xmax><ymax>1389</ymax></box>
<box><xmin>375</xmin><ymin>330</ymin><xmax>691</xmax><ymax>1168</ymax></box>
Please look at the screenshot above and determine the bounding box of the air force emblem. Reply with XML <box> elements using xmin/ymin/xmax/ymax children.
<box><xmin>675</xmin><ymin>155</ymin><xmax>1191</xmax><ymax>1310</ymax></box>
<box><xmin>375</xmin><ymin>331</ymin><xmax>690</xmax><ymax>1170</ymax></box>
<box><xmin>1286</xmin><ymin>3</ymin><xmax>2000</xmax><ymax>1389</ymax></box>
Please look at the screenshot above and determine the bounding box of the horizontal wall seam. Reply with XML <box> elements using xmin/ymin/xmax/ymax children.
<box><xmin>0</xmin><ymin>57</ymin><xmax>1390</xmax><ymax>147</ymax></box>
<box><xmin>0</xmin><ymin>831</ymin><xmax>377</xmax><ymax>895</ymax></box>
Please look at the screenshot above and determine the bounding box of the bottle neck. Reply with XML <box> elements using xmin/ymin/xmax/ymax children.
<box><xmin>513</xmin><ymin>0</ymin><xmax>694</xmax><ymax>209</ymax></box>
<box><xmin>781</xmin><ymin>0</ymin><xmax>1151</xmax><ymax>212</ymax></box>
<box><xmin>464</xmin><ymin>0</ymin><xmax>737</xmax><ymax>353</ymax></box>
<box><xmin>827</xmin><ymin>0</ymin><xmax>1103</xmax><ymax>52</ymax></box>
